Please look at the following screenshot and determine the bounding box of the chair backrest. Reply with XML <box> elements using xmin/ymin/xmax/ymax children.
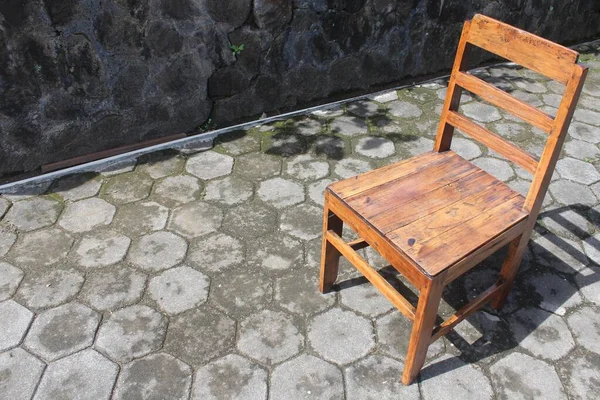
<box><xmin>435</xmin><ymin>14</ymin><xmax>588</xmax><ymax>219</ymax></box>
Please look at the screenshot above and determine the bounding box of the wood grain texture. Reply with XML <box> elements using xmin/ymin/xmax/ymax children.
<box><xmin>454</xmin><ymin>71</ymin><xmax>554</xmax><ymax>133</ymax></box>
<box><xmin>447</xmin><ymin>111</ymin><xmax>539</xmax><ymax>173</ymax></box>
<box><xmin>468</xmin><ymin>14</ymin><xmax>578</xmax><ymax>84</ymax></box>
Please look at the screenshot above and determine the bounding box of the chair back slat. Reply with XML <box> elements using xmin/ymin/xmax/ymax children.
<box><xmin>446</xmin><ymin>111</ymin><xmax>538</xmax><ymax>173</ymax></box>
<box><xmin>435</xmin><ymin>14</ymin><xmax>588</xmax><ymax>216</ymax></box>
<box><xmin>454</xmin><ymin>71</ymin><xmax>554</xmax><ymax>133</ymax></box>
<box><xmin>468</xmin><ymin>14</ymin><xmax>579</xmax><ymax>84</ymax></box>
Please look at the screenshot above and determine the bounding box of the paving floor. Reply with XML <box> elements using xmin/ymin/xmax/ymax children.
<box><xmin>1</xmin><ymin>41</ymin><xmax>600</xmax><ymax>399</ymax></box>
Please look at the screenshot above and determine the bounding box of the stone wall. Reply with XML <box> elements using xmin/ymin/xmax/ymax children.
<box><xmin>1</xmin><ymin>0</ymin><xmax>599</xmax><ymax>176</ymax></box>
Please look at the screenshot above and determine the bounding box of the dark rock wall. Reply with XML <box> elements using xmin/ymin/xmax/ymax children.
<box><xmin>1</xmin><ymin>0</ymin><xmax>599</xmax><ymax>176</ymax></box>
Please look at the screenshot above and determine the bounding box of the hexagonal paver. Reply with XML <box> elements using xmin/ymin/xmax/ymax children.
<box><xmin>246</xmin><ymin>233</ymin><xmax>304</xmax><ymax>271</ymax></box>
<box><xmin>574</xmin><ymin>108</ymin><xmax>600</xmax><ymax>126</ymax></box>
<box><xmin>257</xmin><ymin>177</ymin><xmax>305</xmax><ymax>208</ymax></box>
<box><xmin>24</xmin><ymin>302</ymin><xmax>100</xmax><ymax>361</ymax></box>
<box><xmin>3</xmin><ymin>197</ymin><xmax>62</xmax><ymax>232</ymax></box>
<box><xmin>308</xmin><ymin>178</ymin><xmax>334</xmax><ymax>205</ymax></box>
<box><xmin>567</xmin><ymin>306</ymin><xmax>600</xmax><ymax>355</ymax></box>
<box><xmin>308</xmin><ymin>308</ymin><xmax>374</xmax><ymax>365</ymax></box>
<box><xmin>295</xmin><ymin>118</ymin><xmax>323</xmax><ymax>136</ymax></box>
<box><xmin>128</xmin><ymin>231</ymin><xmax>188</xmax><ymax>272</ymax></box>
<box><xmin>164</xmin><ymin>307</ymin><xmax>235</xmax><ymax>366</ymax></box>
<box><xmin>270</xmin><ymin>354</ymin><xmax>343</xmax><ymax>400</ymax></box>
<box><xmin>186</xmin><ymin>151</ymin><xmax>234</xmax><ymax>180</ymax></box>
<box><xmin>280</xmin><ymin>203</ymin><xmax>322</xmax><ymax>241</ymax></box>
<box><xmin>275</xmin><ymin>268</ymin><xmax>336</xmax><ymax>316</ymax></box>
<box><xmin>79</xmin><ymin>267</ymin><xmax>146</xmax><ymax>311</ymax></box>
<box><xmin>34</xmin><ymin>349</ymin><xmax>118</xmax><ymax>400</ymax></box>
<box><xmin>354</xmin><ymin>136</ymin><xmax>395</xmax><ymax>159</ymax></box>
<box><xmin>556</xmin><ymin>157</ymin><xmax>600</xmax><ymax>185</ymax></box>
<box><xmin>329</xmin><ymin>116</ymin><xmax>368</xmax><ymax>136</ymax></box>
<box><xmin>0</xmin><ymin>347</ymin><xmax>45</xmax><ymax>400</ymax></box>
<box><xmin>114</xmin><ymin>353</ymin><xmax>192</xmax><ymax>400</ymax></box>
<box><xmin>493</xmin><ymin>122</ymin><xmax>534</xmax><ymax>142</ymax></box>
<box><xmin>524</xmin><ymin>273</ymin><xmax>582</xmax><ymax>315</ymax></box>
<box><xmin>0</xmin><ymin>262</ymin><xmax>23</xmax><ymax>301</ymax></box>
<box><xmin>564</xmin><ymin>139</ymin><xmax>600</xmax><ymax>161</ymax></box>
<box><xmin>153</xmin><ymin>175</ymin><xmax>202</xmax><ymax>206</ymax></box>
<box><xmin>403</xmin><ymin>136</ymin><xmax>435</xmax><ymax>157</ymax></box>
<box><xmin>96</xmin><ymin>305</ymin><xmax>167</xmax><ymax>363</ymax></box>
<box><xmin>333</xmin><ymin>157</ymin><xmax>373</xmax><ymax>179</ymax></box>
<box><xmin>549</xmin><ymin>179</ymin><xmax>598</xmax><ymax>206</ymax></box>
<box><xmin>217</xmin><ymin>132</ymin><xmax>261</xmax><ymax>155</ymax></box>
<box><xmin>148</xmin><ymin>266</ymin><xmax>209</xmax><ymax>315</ymax></box>
<box><xmin>490</xmin><ymin>352</ymin><xmax>566</xmax><ymax>400</ymax></box>
<box><xmin>339</xmin><ymin>282</ymin><xmax>394</xmax><ymax>317</ymax></box>
<box><xmin>112</xmin><ymin>201</ymin><xmax>169</xmax><ymax>237</ymax></box>
<box><xmin>472</xmin><ymin>157</ymin><xmax>515</xmax><ymax>182</ymax></box>
<box><xmin>509</xmin><ymin>307</ymin><xmax>574</xmax><ymax>360</ymax></box>
<box><xmin>569</xmin><ymin>121</ymin><xmax>600</xmax><ymax>143</ymax></box>
<box><xmin>222</xmin><ymin>202</ymin><xmax>277</xmax><ymax>239</ymax></box>
<box><xmin>376</xmin><ymin>312</ymin><xmax>445</xmax><ymax>361</ymax></box>
<box><xmin>315</xmin><ymin>135</ymin><xmax>346</xmax><ymax>159</ymax></box>
<box><xmin>211</xmin><ymin>268</ymin><xmax>272</xmax><ymax>318</ymax></box>
<box><xmin>73</xmin><ymin>230</ymin><xmax>131</xmax><ymax>268</ymax></box>
<box><xmin>387</xmin><ymin>100</ymin><xmax>423</xmax><ymax>119</ymax></box>
<box><xmin>193</xmin><ymin>354</ymin><xmax>267</xmax><ymax>400</ymax></box>
<box><xmin>204</xmin><ymin>175</ymin><xmax>254</xmax><ymax>205</ymax></box>
<box><xmin>187</xmin><ymin>233</ymin><xmax>244</xmax><ymax>272</ymax></box>
<box><xmin>264</xmin><ymin>134</ymin><xmax>305</xmax><ymax>157</ymax></box>
<box><xmin>371</xmin><ymin>90</ymin><xmax>398</xmax><ymax>103</ymax></box>
<box><xmin>52</xmin><ymin>174</ymin><xmax>102</xmax><ymax>201</ymax></box>
<box><xmin>347</xmin><ymin>100</ymin><xmax>380</xmax><ymax>118</ymax></box>
<box><xmin>10</xmin><ymin>228</ymin><xmax>73</xmax><ymax>267</ymax></box>
<box><xmin>559</xmin><ymin>352</ymin><xmax>600</xmax><ymax>400</ymax></box>
<box><xmin>421</xmin><ymin>353</ymin><xmax>494</xmax><ymax>400</ymax></box>
<box><xmin>0</xmin><ymin>300</ymin><xmax>33</xmax><ymax>351</ymax></box>
<box><xmin>237</xmin><ymin>309</ymin><xmax>304</xmax><ymax>365</ymax></box>
<box><xmin>103</xmin><ymin>172</ymin><xmax>153</xmax><ymax>204</ymax></box>
<box><xmin>0</xmin><ymin>230</ymin><xmax>17</xmax><ymax>257</ymax></box>
<box><xmin>452</xmin><ymin>137</ymin><xmax>482</xmax><ymax>160</ymax></box>
<box><xmin>346</xmin><ymin>355</ymin><xmax>420</xmax><ymax>399</ymax></box>
<box><xmin>285</xmin><ymin>154</ymin><xmax>330</xmax><ymax>181</ymax></box>
<box><xmin>532</xmin><ymin>234</ymin><xmax>588</xmax><ymax>274</ymax></box>
<box><xmin>138</xmin><ymin>152</ymin><xmax>184</xmax><ymax>179</ymax></box>
<box><xmin>16</xmin><ymin>269</ymin><xmax>84</xmax><ymax>309</ymax></box>
<box><xmin>461</xmin><ymin>102</ymin><xmax>502</xmax><ymax>122</ymax></box>
<box><xmin>59</xmin><ymin>198</ymin><xmax>116</xmax><ymax>233</ymax></box>
<box><xmin>233</xmin><ymin>152</ymin><xmax>281</xmax><ymax>181</ymax></box>
<box><xmin>168</xmin><ymin>202</ymin><xmax>222</xmax><ymax>238</ymax></box>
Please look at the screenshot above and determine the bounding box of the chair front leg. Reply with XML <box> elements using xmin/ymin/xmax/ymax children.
<box><xmin>319</xmin><ymin>202</ymin><xmax>343</xmax><ymax>294</ymax></box>
<box><xmin>402</xmin><ymin>278</ymin><xmax>444</xmax><ymax>385</ymax></box>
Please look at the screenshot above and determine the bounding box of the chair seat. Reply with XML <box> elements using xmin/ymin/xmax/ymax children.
<box><xmin>327</xmin><ymin>150</ymin><xmax>529</xmax><ymax>277</ymax></box>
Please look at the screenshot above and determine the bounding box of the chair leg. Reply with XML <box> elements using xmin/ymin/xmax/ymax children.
<box><xmin>491</xmin><ymin>235</ymin><xmax>528</xmax><ymax>310</ymax></box>
<box><xmin>319</xmin><ymin>204</ymin><xmax>343</xmax><ymax>294</ymax></box>
<box><xmin>402</xmin><ymin>278</ymin><xmax>443</xmax><ymax>385</ymax></box>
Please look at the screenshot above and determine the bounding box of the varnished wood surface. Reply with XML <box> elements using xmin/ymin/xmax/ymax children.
<box><xmin>468</xmin><ymin>14</ymin><xmax>578</xmax><ymax>84</ymax></box>
<box><xmin>329</xmin><ymin>151</ymin><xmax>528</xmax><ymax>277</ymax></box>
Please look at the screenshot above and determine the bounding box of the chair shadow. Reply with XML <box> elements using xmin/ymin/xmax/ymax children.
<box><xmin>332</xmin><ymin>203</ymin><xmax>599</xmax><ymax>382</ymax></box>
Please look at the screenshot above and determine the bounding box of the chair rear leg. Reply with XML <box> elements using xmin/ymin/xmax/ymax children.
<box><xmin>491</xmin><ymin>235</ymin><xmax>527</xmax><ymax>310</ymax></box>
<box><xmin>319</xmin><ymin>204</ymin><xmax>343</xmax><ymax>293</ymax></box>
<box><xmin>402</xmin><ymin>278</ymin><xmax>443</xmax><ymax>385</ymax></box>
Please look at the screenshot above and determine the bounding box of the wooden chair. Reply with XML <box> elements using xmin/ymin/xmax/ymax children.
<box><xmin>319</xmin><ymin>14</ymin><xmax>588</xmax><ymax>385</ymax></box>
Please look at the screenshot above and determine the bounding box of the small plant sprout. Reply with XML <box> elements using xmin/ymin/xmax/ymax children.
<box><xmin>231</xmin><ymin>43</ymin><xmax>244</xmax><ymax>56</ymax></box>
